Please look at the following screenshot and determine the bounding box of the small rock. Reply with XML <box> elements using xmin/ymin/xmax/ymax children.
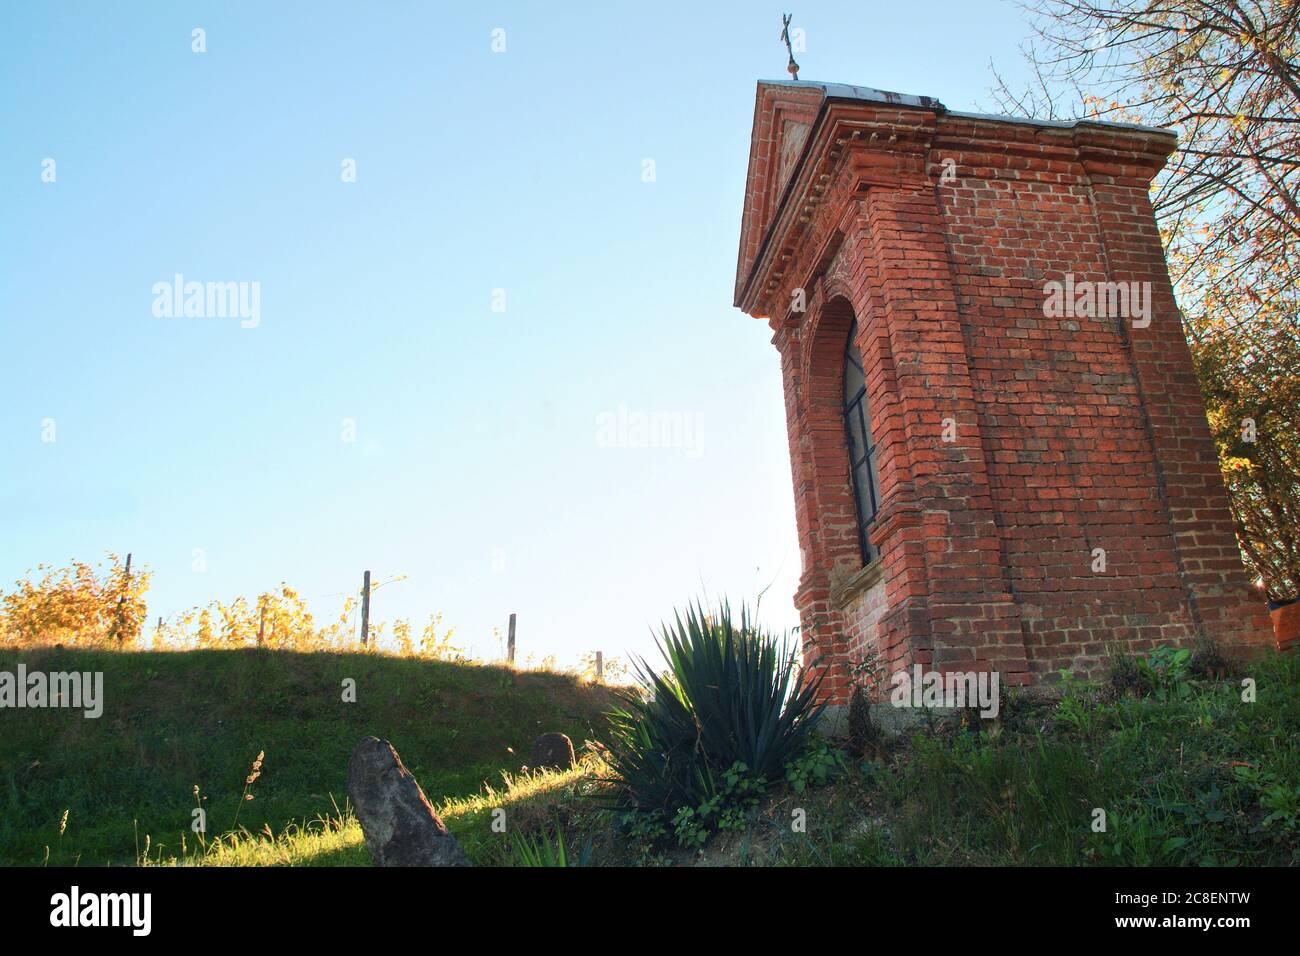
<box><xmin>347</xmin><ymin>736</ymin><xmax>470</xmax><ymax>867</ymax></box>
<box><xmin>529</xmin><ymin>732</ymin><xmax>575</xmax><ymax>771</ymax></box>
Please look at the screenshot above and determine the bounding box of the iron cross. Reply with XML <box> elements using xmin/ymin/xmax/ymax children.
<box><xmin>781</xmin><ymin>14</ymin><xmax>800</xmax><ymax>80</ymax></box>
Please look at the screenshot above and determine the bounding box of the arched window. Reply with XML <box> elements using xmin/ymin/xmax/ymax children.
<box><xmin>843</xmin><ymin>321</ymin><xmax>880</xmax><ymax>563</ymax></box>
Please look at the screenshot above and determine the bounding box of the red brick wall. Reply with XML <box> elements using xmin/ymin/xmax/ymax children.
<box><xmin>736</xmin><ymin>85</ymin><xmax>1274</xmax><ymax>704</ymax></box>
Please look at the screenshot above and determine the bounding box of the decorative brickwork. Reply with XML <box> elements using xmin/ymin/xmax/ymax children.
<box><xmin>735</xmin><ymin>80</ymin><xmax>1274</xmax><ymax>704</ymax></box>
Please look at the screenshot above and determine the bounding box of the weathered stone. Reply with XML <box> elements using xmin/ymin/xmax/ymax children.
<box><xmin>529</xmin><ymin>732</ymin><xmax>575</xmax><ymax>771</ymax></box>
<box><xmin>347</xmin><ymin>736</ymin><xmax>469</xmax><ymax>867</ymax></box>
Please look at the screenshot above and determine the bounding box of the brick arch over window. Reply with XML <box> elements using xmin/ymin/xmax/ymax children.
<box><xmin>801</xmin><ymin>294</ymin><xmax>875</xmax><ymax>579</ymax></box>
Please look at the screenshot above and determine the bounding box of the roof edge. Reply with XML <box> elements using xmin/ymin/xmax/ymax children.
<box><xmin>757</xmin><ymin>78</ymin><xmax>1177</xmax><ymax>139</ymax></box>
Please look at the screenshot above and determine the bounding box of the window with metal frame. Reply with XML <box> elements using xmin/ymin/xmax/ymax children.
<box><xmin>843</xmin><ymin>321</ymin><xmax>880</xmax><ymax>564</ymax></box>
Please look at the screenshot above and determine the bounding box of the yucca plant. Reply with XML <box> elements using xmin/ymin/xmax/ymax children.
<box><xmin>508</xmin><ymin>827</ymin><xmax>569</xmax><ymax>867</ymax></box>
<box><xmin>604</xmin><ymin>600</ymin><xmax>824</xmax><ymax>814</ymax></box>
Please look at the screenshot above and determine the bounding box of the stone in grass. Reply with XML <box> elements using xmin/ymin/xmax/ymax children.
<box><xmin>347</xmin><ymin>736</ymin><xmax>470</xmax><ymax>867</ymax></box>
<box><xmin>529</xmin><ymin>732</ymin><xmax>575</xmax><ymax>771</ymax></box>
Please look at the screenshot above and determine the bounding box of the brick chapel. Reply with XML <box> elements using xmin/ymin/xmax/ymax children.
<box><xmin>733</xmin><ymin>80</ymin><xmax>1275</xmax><ymax>705</ymax></box>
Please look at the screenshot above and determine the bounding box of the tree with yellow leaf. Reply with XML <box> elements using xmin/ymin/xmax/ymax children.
<box><xmin>1196</xmin><ymin>325</ymin><xmax>1299</xmax><ymax>598</ymax></box>
<box><xmin>0</xmin><ymin>554</ymin><xmax>149</xmax><ymax>648</ymax></box>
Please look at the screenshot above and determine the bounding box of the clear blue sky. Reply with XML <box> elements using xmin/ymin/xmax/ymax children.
<box><xmin>1</xmin><ymin>1</ymin><xmax>1038</xmax><ymax>664</ymax></box>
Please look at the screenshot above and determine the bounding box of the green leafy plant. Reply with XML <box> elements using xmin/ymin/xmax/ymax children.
<box><xmin>671</xmin><ymin>801</ymin><xmax>715</xmax><ymax>850</ymax></box>
<box><xmin>1259</xmin><ymin>783</ymin><xmax>1300</xmax><ymax>833</ymax></box>
<box><xmin>616</xmin><ymin>809</ymin><xmax>670</xmax><ymax>865</ymax></box>
<box><xmin>603</xmin><ymin>599</ymin><xmax>824</xmax><ymax>817</ymax></box>
<box><xmin>670</xmin><ymin>760</ymin><xmax>769</xmax><ymax>848</ymax></box>
<box><xmin>785</xmin><ymin>737</ymin><xmax>845</xmax><ymax>793</ymax></box>
<box><xmin>1137</xmin><ymin>646</ymin><xmax>1193</xmax><ymax>701</ymax></box>
<box><xmin>1233</xmin><ymin>766</ymin><xmax>1300</xmax><ymax>835</ymax></box>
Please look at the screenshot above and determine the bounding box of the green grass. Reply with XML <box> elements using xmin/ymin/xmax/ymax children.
<box><xmin>170</xmin><ymin>814</ymin><xmax>370</xmax><ymax>867</ymax></box>
<box><xmin>8</xmin><ymin>644</ymin><xmax>1296</xmax><ymax>867</ymax></box>
<box><xmin>0</xmin><ymin>646</ymin><xmax>614</xmax><ymax>866</ymax></box>
<box><xmin>322</xmin><ymin>649</ymin><xmax>1296</xmax><ymax>868</ymax></box>
<box><xmin>772</xmin><ymin>652</ymin><xmax>1300</xmax><ymax>867</ymax></box>
<box><xmin>169</xmin><ymin>761</ymin><xmax>601</xmax><ymax>866</ymax></box>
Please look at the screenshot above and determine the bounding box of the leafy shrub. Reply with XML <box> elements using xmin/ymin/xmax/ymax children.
<box><xmin>603</xmin><ymin>600</ymin><xmax>824</xmax><ymax>816</ymax></box>
<box><xmin>0</xmin><ymin>554</ymin><xmax>148</xmax><ymax>648</ymax></box>
<box><xmin>1233</xmin><ymin>765</ymin><xmax>1300</xmax><ymax>835</ymax></box>
<box><xmin>785</xmin><ymin>737</ymin><xmax>845</xmax><ymax>793</ymax></box>
<box><xmin>670</xmin><ymin>760</ymin><xmax>770</xmax><ymax>848</ymax></box>
<box><xmin>1</xmin><ymin>557</ymin><xmax>476</xmax><ymax>660</ymax></box>
<box><xmin>615</xmin><ymin>809</ymin><xmax>671</xmax><ymax>865</ymax></box>
<box><xmin>1137</xmin><ymin>645</ymin><xmax>1194</xmax><ymax>701</ymax></box>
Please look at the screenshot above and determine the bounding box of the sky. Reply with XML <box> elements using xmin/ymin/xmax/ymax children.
<box><xmin>0</xmin><ymin>1</ymin><xmax>1041</xmax><ymax>666</ymax></box>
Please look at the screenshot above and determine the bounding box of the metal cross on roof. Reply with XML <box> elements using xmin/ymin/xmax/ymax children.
<box><xmin>780</xmin><ymin>14</ymin><xmax>800</xmax><ymax>80</ymax></box>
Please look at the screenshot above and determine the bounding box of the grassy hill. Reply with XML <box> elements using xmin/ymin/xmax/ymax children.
<box><xmin>7</xmin><ymin>643</ymin><xmax>1296</xmax><ymax>868</ymax></box>
<box><xmin>0</xmin><ymin>646</ymin><xmax>615</xmax><ymax>866</ymax></box>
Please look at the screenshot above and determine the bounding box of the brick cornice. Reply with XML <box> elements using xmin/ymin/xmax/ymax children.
<box><xmin>738</xmin><ymin>106</ymin><xmax>940</xmax><ymax>319</ymax></box>
<box><xmin>1071</xmin><ymin>122</ymin><xmax>1177</xmax><ymax>183</ymax></box>
<box><xmin>735</xmin><ymin>84</ymin><xmax>1180</xmax><ymax>320</ymax></box>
